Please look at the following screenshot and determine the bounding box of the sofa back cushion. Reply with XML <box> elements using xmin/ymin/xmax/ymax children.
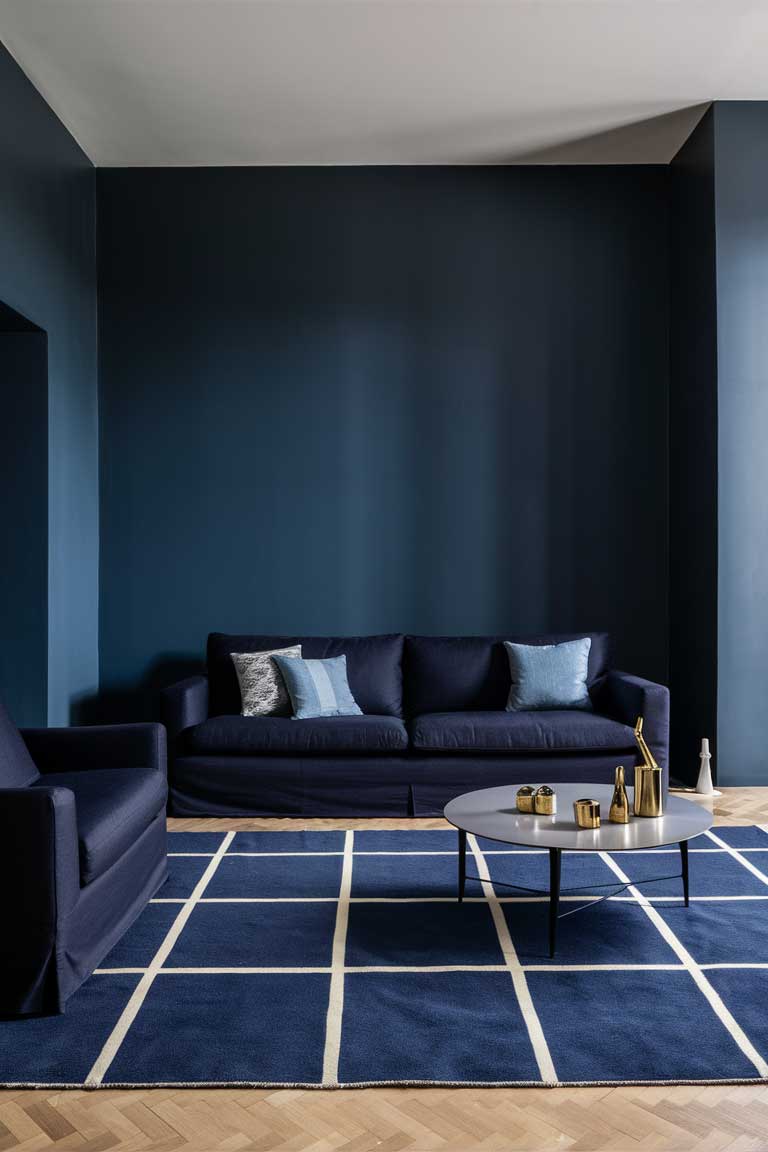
<box><xmin>404</xmin><ymin>633</ymin><xmax>611</xmax><ymax>716</ymax></box>
<box><xmin>0</xmin><ymin>698</ymin><xmax>40</xmax><ymax>787</ymax></box>
<box><xmin>207</xmin><ymin>634</ymin><xmax>404</xmax><ymax>717</ymax></box>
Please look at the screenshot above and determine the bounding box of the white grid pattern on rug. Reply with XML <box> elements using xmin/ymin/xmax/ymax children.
<box><xmin>87</xmin><ymin>827</ymin><xmax>768</xmax><ymax>1086</ymax></box>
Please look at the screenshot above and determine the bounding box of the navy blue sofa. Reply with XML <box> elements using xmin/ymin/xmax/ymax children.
<box><xmin>163</xmin><ymin>633</ymin><xmax>669</xmax><ymax>817</ymax></box>
<box><xmin>0</xmin><ymin>701</ymin><xmax>168</xmax><ymax>1017</ymax></box>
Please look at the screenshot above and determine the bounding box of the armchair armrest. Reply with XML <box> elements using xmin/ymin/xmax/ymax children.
<box><xmin>161</xmin><ymin>675</ymin><xmax>209</xmax><ymax>740</ymax></box>
<box><xmin>594</xmin><ymin>670</ymin><xmax>670</xmax><ymax>781</ymax></box>
<box><xmin>21</xmin><ymin>723</ymin><xmax>166</xmax><ymax>775</ymax></box>
<box><xmin>0</xmin><ymin>787</ymin><xmax>80</xmax><ymax>1015</ymax></box>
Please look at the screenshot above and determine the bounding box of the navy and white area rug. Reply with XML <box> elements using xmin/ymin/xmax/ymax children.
<box><xmin>4</xmin><ymin>826</ymin><xmax>768</xmax><ymax>1088</ymax></box>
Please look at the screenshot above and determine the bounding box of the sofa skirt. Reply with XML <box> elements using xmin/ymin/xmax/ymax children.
<box><xmin>169</xmin><ymin>753</ymin><xmax>644</xmax><ymax>818</ymax></box>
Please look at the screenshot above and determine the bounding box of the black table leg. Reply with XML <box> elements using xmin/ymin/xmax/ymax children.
<box><xmin>549</xmin><ymin>847</ymin><xmax>561</xmax><ymax>957</ymax></box>
<box><xmin>458</xmin><ymin>829</ymin><xmax>467</xmax><ymax>903</ymax></box>
<box><xmin>680</xmin><ymin>840</ymin><xmax>689</xmax><ymax>907</ymax></box>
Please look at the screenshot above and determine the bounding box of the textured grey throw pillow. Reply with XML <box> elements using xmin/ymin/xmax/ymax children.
<box><xmin>230</xmin><ymin>646</ymin><xmax>302</xmax><ymax>717</ymax></box>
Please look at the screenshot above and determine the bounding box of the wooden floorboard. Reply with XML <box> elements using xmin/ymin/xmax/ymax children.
<box><xmin>6</xmin><ymin>787</ymin><xmax>768</xmax><ymax>1151</ymax></box>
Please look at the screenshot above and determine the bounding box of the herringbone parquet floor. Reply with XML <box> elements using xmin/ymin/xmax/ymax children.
<box><xmin>6</xmin><ymin>787</ymin><xmax>768</xmax><ymax>1152</ymax></box>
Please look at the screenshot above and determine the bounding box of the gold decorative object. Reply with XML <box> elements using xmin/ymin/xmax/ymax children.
<box><xmin>574</xmin><ymin>798</ymin><xmax>601</xmax><ymax>828</ymax></box>
<box><xmin>516</xmin><ymin>785</ymin><xmax>536</xmax><ymax>813</ymax></box>
<box><xmin>534</xmin><ymin>785</ymin><xmax>556</xmax><ymax>815</ymax></box>
<box><xmin>634</xmin><ymin>717</ymin><xmax>663</xmax><ymax>817</ymax></box>
<box><xmin>609</xmin><ymin>765</ymin><xmax>630</xmax><ymax>824</ymax></box>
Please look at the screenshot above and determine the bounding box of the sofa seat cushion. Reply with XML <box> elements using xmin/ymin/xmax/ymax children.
<box><xmin>185</xmin><ymin>714</ymin><xmax>409</xmax><ymax>756</ymax></box>
<box><xmin>32</xmin><ymin>768</ymin><xmax>167</xmax><ymax>886</ymax></box>
<box><xmin>410</xmin><ymin>710</ymin><xmax>636</xmax><ymax>754</ymax></box>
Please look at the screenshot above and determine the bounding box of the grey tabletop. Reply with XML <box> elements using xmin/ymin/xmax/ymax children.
<box><xmin>444</xmin><ymin>783</ymin><xmax>713</xmax><ymax>852</ymax></box>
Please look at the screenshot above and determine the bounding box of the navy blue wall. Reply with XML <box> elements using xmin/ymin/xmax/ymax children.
<box><xmin>0</xmin><ymin>42</ymin><xmax>99</xmax><ymax>724</ymax></box>
<box><xmin>97</xmin><ymin>166</ymin><xmax>670</xmax><ymax>713</ymax></box>
<box><xmin>714</xmin><ymin>103</ymin><xmax>768</xmax><ymax>785</ymax></box>
<box><xmin>670</xmin><ymin>109</ymin><xmax>718</xmax><ymax>784</ymax></box>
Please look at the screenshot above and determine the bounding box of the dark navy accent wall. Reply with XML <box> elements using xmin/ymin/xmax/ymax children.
<box><xmin>670</xmin><ymin>109</ymin><xmax>718</xmax><ymax>784</ymax></box>
<box><xmin>97</xmin><ymin>166</ymin><xmax>669</xmax><ymax>714</ymax></box>
<box><xmin>0</xmin><ymin>42</ymin><xmax>98</xmax><ymax>724</ymax></box>
<box><xmin>713</xmin><ymin>103</ymin><xmax>768</xmax><ymax>786</ymax></box>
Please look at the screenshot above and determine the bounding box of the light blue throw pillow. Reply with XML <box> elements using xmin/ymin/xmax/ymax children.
<box><xmin>272</xmin><ymin>654</ymin><xmax>363</xmax><ymax>719</ymax></box>
<box><xmin>504</xmin><ymin>637</ymin><xmax>592</xmax><ymax>711</ymax></box>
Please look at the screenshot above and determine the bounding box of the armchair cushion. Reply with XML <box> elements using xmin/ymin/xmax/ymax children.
<box><xmin>0</xmin><ymin>698</ymin><xmax>39</xmax><ymax>787</ymax></box>
<box><xmin>410</xmin><ymin>710</ymin><xmax>636</xmax><ymax>754</ymax></box>
<box><xmin>32</xmin><ymin>768</ymin><xmax>167</xmax><ymax>885</ymax></box>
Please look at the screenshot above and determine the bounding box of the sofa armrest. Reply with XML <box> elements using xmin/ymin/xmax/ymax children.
<box><xmin>161</xmin><ymin>676</ymin><xmax>209</xmax><ymax>740</ymax></box>
<box><xmin>595</xmin><ymin>670</ymin><xmax>670</xmax><ymax>782</ymax></box>
<box><xmin>0</xmin><ymin>786</ymin><xmax>80</xmax><ymax>1015</ymax></box>
<box><xmin>21</xmin><ymin>723</ymin><xmax>166</xmax><ymax>775</ymax></box>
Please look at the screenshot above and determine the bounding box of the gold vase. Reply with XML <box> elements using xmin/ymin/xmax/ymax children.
<box><xmin>609</xmin><ymin>765</ymin><xmax>630</xmax><ymax>823</ymax></box>
<box><xmin>633</xmin><ymin>717</ymin><xmax>663</xmax><ymax>817</ymax></box>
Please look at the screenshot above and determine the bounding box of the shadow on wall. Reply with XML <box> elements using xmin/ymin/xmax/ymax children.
<box><xmin>74</xmin><ymin>653</ymin><xmax>205</xmax><ymax>724</ymax></box>
<box><xmin>507</xmin><ymin>105</ymin><xmax>710</xmax><ymax>164</ymax></box>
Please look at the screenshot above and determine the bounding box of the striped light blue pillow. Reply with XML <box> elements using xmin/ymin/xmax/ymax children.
<box><xmin>272</xmin><ymin>654</ymin><xmax>363</xmax><ymax>719</ymax></box>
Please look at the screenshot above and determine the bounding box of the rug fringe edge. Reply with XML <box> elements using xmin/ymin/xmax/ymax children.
<box><xmin>2</xmin><ymin>1077</ymin><xmax>767</xmax><ymax>1090</ymax></box>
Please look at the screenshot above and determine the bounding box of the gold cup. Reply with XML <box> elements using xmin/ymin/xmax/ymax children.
<box><xmin>534</xmin><ymin>785</ymin><xmax>556</xmax><ymax>815</ymax></box>
<box><xmin>574</xmin><ymin>798</ymin><xmax>601</xmax><ymax>828</ymax></box>
<box><xmin>516</xmin><ymin>785</ymin><xmax>536</xmax><ymax>813</ymax></box>
<box><xmin>634</xmin><ymin>764</ymin><xmax>663</xmax><ymax>817</ymax></box>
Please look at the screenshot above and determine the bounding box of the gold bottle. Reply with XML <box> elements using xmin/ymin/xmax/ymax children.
<box><xmin>609</xmin><ymin>765</ymin><xmax>630</xmax><ymax>823</ymax></box>
<box><xmin>633</xmin><ymin>717</ymin><xmax>663</xmax><ymax>817</ymax></box>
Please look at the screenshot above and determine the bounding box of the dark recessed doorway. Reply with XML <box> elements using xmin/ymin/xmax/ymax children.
<box><xmin>0</xmin><ymin>299</ymin><xmax>48</xmax><ymax>726</ymax></box>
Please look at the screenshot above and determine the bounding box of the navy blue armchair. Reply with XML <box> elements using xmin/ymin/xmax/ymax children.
<box><xmin>0</xmin><ymin>700</ymin><xmax>168</xmax><ymax>1017</ymax></box>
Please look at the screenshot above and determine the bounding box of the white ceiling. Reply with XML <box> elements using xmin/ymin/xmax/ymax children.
<box><xmin>2</xmin><ymin>1</ymin><xmax>767</xmax><ymax>166</ymax></box>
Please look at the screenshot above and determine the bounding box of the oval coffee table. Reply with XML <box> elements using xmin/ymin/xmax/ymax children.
<box><xmin>444</xmin><ymin>783</ymin><xmax>713</xmax><ymax>957</ymax></box>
